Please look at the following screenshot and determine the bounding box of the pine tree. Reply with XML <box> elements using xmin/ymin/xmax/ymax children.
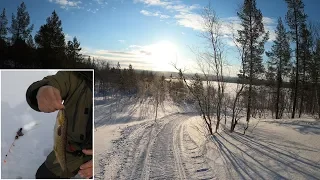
<box><xmin>314</xmin><ymin>40</ymin><xmax>320</xmax><ymax>118</ymax></box>
<box><xmin>298</xmin><ymin>23</ymin><xmax>312</xmax><ymax>117</ymax></box>
<box><xmin>285</xmin><ymin>0</ymin><xmax>307</xmax><ymax>118</ymax></box>
<box><xmin>0</xmin><ymin>8</ymin><xmax>8</xmax><ymax>40</ymax></box>
<box><xmin>0</xmin><ymin>8</ymin><xmax>8</xmax><ymax>67</ymax></box>
<box><xmin>35</xmin><ymin>11</ymin><xmax>65</xmax><ymax>49</ymax></box>
<box><xmin>127</xmin><ymin>64</ymin><xmax>137</xmax><ymax>93</ymax></box>
<box><xmin>9</xmin><ymin>2</ymin><xmax>34</xmax><ymax>43</ymax></box>
<box><xmin>66</xmin><ymin>37</ymin><xmax>82</xmax><ymax>68</ymax></box>
<box><xmin>191</xmin><ymin>73</ymin><xmax>204</xmax><ymax>104</ymax></box>
<box><xmin>152</xmin><ymin>75</ymin><xmax>166</xmax><ymax>122</ymax></box>
<box><xmin>266</xmin><ymin>17</ymin><xmax>292</xmax><ymax>119</ymax></box>
<box><xmin>120</xmin><ymin>68</ymin><xmax>128</xmax><ymax>92</ymax></box>
<box><xmin>92</xmin><ymin>57</ymin><xmax>96</xmax><ymax>68</ymax></box>
<box><xmin>26</xmin><ymin>34</ymin><xmax>35</xmax><ymax>48</ymax></box>
<box><xmin>35</xmin><ymin>10</ymin><xmax>66</xmax><ymax>68</ymax></box>
<box><xmin>116</xmin><ymin>62</ymin><xmax>121</xmax><ymax>71</ymax></box>
<box><xmin>236</xmin><ymin>0</ymin><xmax>269</xmax><ymax>133</ymax></box>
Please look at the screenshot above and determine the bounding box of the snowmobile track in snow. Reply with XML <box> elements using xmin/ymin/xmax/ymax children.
<box><xmin>179</xmin><ymin>121</ymin><xmax>217</xmax><ymax>180</ymax></box>
<box><xmin>97</xmin><ymin>113</ymin><xmax>202</xmax><ymax>180</ymax></box>
<box><xmin>96</xmin><ymin>113</ymin><xmax>221</xmax><ymax>180</ymax></box>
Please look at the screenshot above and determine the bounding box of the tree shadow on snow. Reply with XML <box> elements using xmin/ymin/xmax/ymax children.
<box><xmin>265</xmin><ymin>120</ymin><xmax>320</xmax><ymax>135</ymax></box>
<box><xmin>210</xmin><ymin>131</ymin><xmax>320</xmax><ymax>180</ymax></box>
<box><xmin>94</xmin><ymin>97</ymin><xmax>155</xmax><ymax>128</ymax></box>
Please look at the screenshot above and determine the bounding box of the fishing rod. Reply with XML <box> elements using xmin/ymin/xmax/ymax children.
<box><xmin>3</xmin><ymin>128</ymin><xmax>24</xmax><ymax>164</ymax></box>
<box><xmin>3</xmin><ymin>124</ymin><xmax>39</xmax><ymax>164</ymax></box>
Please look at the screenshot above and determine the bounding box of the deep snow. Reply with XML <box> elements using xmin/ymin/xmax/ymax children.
<box><xmin>0</xmin><ymin>70</ymin><xmax>60</xmax><ymax>179</ymax></box>
<box><xmin>95</xmin><ymin>95</ymin><xmax>320</xmax><ymax>180</ymax></box>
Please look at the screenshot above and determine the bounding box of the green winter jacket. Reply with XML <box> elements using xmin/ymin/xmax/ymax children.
<box><xmin>26</xmin><ymin>71</ymin><xmax>93</xmax><ymax>178</ymax></box>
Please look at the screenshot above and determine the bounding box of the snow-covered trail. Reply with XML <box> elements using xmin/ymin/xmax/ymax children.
<box><xmin>95</xmin><ymin>113</ymin><xmax>215</xmax><ymax>180</ymax></box>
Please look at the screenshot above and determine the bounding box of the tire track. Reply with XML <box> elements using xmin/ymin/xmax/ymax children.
<box><xmin>147</xmin><ymin>115</ymin><xmax>189</xmax><ymax>179</ymax></box>
<box><xmin>131</xmin><ymin>120</ymin><xmax>166</xmax><ymax>180</ymax></box>
<box><xmin>173</xmin><ymin>120</ymin><xmax>187</xmax><ymax>180</ymax></box>
<box><xmin>97</xmin><ymin>113</ymin><xmax>213</xmax><ymax>180</ymax></box>
<box><xmin>180</xmin><ymin>120</ymin><xmax>216</xmax><ymax>180</ymax></box>
<box><xmin>95</xmin><ymin>121</ymin><xmax>152</xmax><ymax>180</ymax></box>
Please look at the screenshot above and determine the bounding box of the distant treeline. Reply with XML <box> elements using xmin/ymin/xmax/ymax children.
<box><xmin>142</xmin><ymin>70</ymin><xmax>294</xmax><ymax>88</ymax></box>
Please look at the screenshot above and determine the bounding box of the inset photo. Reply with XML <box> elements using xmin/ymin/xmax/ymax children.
<box><xmin>1</xmin><ymin>70</ymin><xmax>93</xmax><ymax>179</ymax></box>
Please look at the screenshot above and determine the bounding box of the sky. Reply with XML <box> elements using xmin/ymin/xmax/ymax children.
<box><xmin>1</xmin><ymin>0</ymin><xmax>320</xmax><ymax>76</ymax></box>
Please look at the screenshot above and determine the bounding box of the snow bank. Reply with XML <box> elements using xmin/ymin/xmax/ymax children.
<box><xmin>203</xmin><ymin>117</ymin><xmax>320</xmax><ymax>179</ymax></box>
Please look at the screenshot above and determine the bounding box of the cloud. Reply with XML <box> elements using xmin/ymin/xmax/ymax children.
<box><xmin>160</xmin><ymin>14</ymin><xmax>170</xmax><ymax>19</ymax></box>
<box><xmin>92</xmin><ymin>0</ymin><xmax>108</xmax><ymax>8</ymax></box>
<box><xmin>87</xmin><ymin>8</ymin><xmax>99</xmax><ymax>13</ymax></box>
<box><xmin>94</xmin><ymin>50</ymin><xmax>139</xmax><ymax>57</ymax></box>
<box><xmin>135</xmin><ymin>0</ymin><xmax>276</xmax><ymax>44</ymax></box>
<box><xmin>217</xmin><ymin>16</ymin><xmax>277</xmax><ymax>44</ymax></box>
<box><xmin>64</xmin><ymin>33</ymin><xmax>73</xmax><ymax>43</ymax></box>
<box><xmin>134</xmin><ymin>0</ymin><xmax>201</xmax><ymax>12</ymax></box>
<box><xmin>129</xmin><ymin>45</ymin><xmax>143</xmax><ymax>49</ymax></box>
<box><xmin>118</xmin><ymin>40</ymin><xmax>126</xmax><ymax>43</ymax></box>
<box><xmin>48</xmin><ymin>0</ymin><xmax>82</xmax><ymax>9</ymax></box>
<box><xmin>220</xmin><ymin>16</ymin><xmax>272</xmax><ymax>34</ymax></box>
<box><xmin>140</xmin><ymin>9</ymin><xmax>151</xmax><ymax>16</ymax></box>
<box><xmin>140</xmin><ymin>50</ymin><xmax>152</xmax><ymax>56</ymax></box>
<box><xmin>263</xmin><ymin>17</ymin><xmax>276</xmax><ymax>25</ymax></box>
<box><xmin>165</xmin><ymin>3</ymin><xmax>201</xmax><ymax>13</ymax></box>
<box><xmin>136</xmin><ymin>0</ymin><xmax>201</xmax><ymax>23</ymax></box>
<box><xmin>83</xmin><ymin>45</ymin><xmax>152</xmax><ymax>60</ymax></box>
<box><xmin>81</xmin><ymin>42</ymin><xmax>180</xmax><ymax>71</ymax></box>
<box><xmin>82</xmin><ymin>42</ymin><xmax>241</xmax><ymax>76</ymax></box>
<box><xmin>65</xmin><ymin>33</ymin><xmax>72</xmax><ymax>40</ymax></box>
<box><xmin>175</xmin><ymin>13</ymin><xmax>204</xmax><ymax>31</ymax></box>
<box><xmin>135</xmin><ymin>0</ymin><xmax>204</xmax><ymax>30</ymax></box>
<box><xmin>133</xmin><ymin>0</ymin><xmax>172</xmax><ymax>6</ymax></box>
<box><xmin>81</xmin><ymin>45</ymin><xmax>155</xmax><ymax>70</ymax></box>
<box><xmin>140</xmin><ymin>10</ymin><xmax>170</xmax><ymax>19</ymax></box>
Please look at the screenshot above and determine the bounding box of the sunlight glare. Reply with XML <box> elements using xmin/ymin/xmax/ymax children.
<box><xmin>148</xmin><ymin>41</ymin><xmax>178</xmax><ymax>71</ymax></box>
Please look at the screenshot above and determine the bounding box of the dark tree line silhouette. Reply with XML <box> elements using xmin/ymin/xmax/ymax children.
<box><xmin>0</xmin><ymin>2</ymin><xmax>93</xmax><ymax>69</ymax></box>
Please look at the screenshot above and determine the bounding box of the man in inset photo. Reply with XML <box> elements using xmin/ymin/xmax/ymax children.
<box><xmin>26</xmin><ymin>71</ymin><xmax>93</xmax><ymax>179</ymax></box>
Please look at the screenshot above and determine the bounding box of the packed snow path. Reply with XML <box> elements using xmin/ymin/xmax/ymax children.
<box><xmin>95</xmin><ymin>113</ymin><xmax>215</xmax><ymax>180</ymax></box>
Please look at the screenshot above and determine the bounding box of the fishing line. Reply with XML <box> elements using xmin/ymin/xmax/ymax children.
<box><xmin>3</xmin><ymin>123</ymin><xmax>40</xmax><ymax>164</ymax></box>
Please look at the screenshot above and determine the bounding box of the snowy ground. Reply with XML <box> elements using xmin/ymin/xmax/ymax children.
<box><xmin>205</xmin><ymin>117</ymin><xmax>320</xmax><ymax>180</ymax></box>
<box><xmin>95</xmin><ymin>95</ymin><xmax>320</xmax><ymax>180</ymax></box>
<box><xmin>0</xmin><ymin>70</ymin><xmax>60</xmax><ymax>179</ymax></box>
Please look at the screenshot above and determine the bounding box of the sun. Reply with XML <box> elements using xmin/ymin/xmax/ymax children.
<box><xmin>148</xmin><ymin>41</ymin><xmax>178</xmax><ymax>71</ymax></box>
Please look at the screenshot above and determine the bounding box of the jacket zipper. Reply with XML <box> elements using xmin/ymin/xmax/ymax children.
<box><xmin>72</xmin><ymin>82</ymin><xmax>86</xmax><ymax>132</ymax></box>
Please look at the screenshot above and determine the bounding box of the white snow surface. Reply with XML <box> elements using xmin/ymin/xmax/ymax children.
<box><xmin>95</xmin><ymin>96</ymin><xmax>320</xmax><ymax>180</ymax></box>
<box><xmin>1</xmin><ymin>71</ymin><xmax>58</xmax><ymax>179</ymax></box>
